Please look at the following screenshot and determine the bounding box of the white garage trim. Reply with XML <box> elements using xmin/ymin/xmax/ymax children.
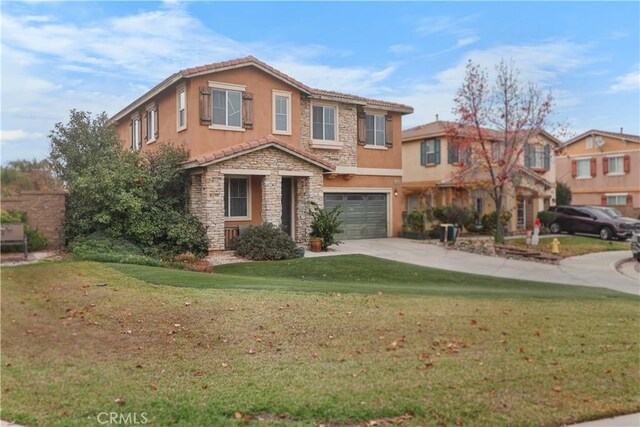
<box><xmin>323</xmin><ymin>187</ymin><xmax>393</xmax><ymax>237</ymax></box>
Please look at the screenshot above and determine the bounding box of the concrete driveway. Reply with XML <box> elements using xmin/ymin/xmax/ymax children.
<box><xmin>306</xmin><ymin>238</ymin><xmax>640</xmax><ymax>296</ymax></box>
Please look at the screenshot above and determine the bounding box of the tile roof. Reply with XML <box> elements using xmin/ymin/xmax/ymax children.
<box><xmin>563</xmin><ymin>129</ymin><xmax>640</xmax><ymax>146</ymax></box>
<box><xmin>184</xmin><ymin>135</ymin><xmax>336</xmax><ymax>171</ymax></box>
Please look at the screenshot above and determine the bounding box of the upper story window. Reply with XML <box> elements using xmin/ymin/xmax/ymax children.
<box><xmin>213</xmin><ymin>89</ymin><xmax>242</xmax><ymax>128</ymax></box>
<box><xmin>420</xmin><ymin>139</ymin><xmax>441</xmax><ymax>166</ymax></box>
<box><xmin>200</xmin><ymin>82</ymin><xmax>251</xmax><ymax>131</ymax></box>
<box><xmin>272</xmin><ymin>90</ymin><xmax>291</xmax><ymax>135</ymax></box>
<box><xmin>576</xmin><ymin>158</ymin><xmax>591</xmax><ymax>178</ymax></box>
<box><xmin>312</xmin><ymin>105</ymin><xmax>336</xmax><ymax>141</ymax></box>
<box><xmin>145</xmin><ymin>105</ymin><xmax>157</xmax><ymax>144</ymax></box>
<box><xmin>130</xmin><ymin>116</ymin><xmax>141</xmax><ymax>151</ymax></box>
<box><xmin>606</xmin><ymin>155</ymin><xmax>624</xmax><ymax>175</ymax></box>
<box><xmin>524</xmin><ymin>143</ymin><xmax>550</xmax><ymax>170</ymax></box>
<box><xmin>365</xmin><ymin>114</ymin><xmax>385</xmax><ymax>147</ymax></box>
<box><xmin>177</xmin><ymin>86</ymin><xmax>187</xmax><ymax>131</ymax></box>
<box><xmin>492</xmin><ymin>143</ymin><xmax>503</xmax><ymax>160</ymax></box>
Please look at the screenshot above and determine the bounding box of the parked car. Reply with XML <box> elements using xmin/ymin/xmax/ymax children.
<box><xmin>632</xmin><ymin>232</ymin><xmax>640</xmax><ymax>261</ymax></box>
<box><xmin>547</xmin><ymin>205</ymin><xmax>640</xmax><ymax>240</ymax></box>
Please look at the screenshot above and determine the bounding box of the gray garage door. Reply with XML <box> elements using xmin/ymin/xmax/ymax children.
<box><xmin>324</xmin><ymin>193</ymin><xmax>387</xmax><ymax>240</ymax></box>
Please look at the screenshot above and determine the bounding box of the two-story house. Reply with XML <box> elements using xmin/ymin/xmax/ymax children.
<box><xmin>401</xmin><ymin>120</ymin><xmax>560</xmax><ymax>231</ymax></box>
<box><xmin>110</xmin><ymin>56</ymin><xmax>413</xmax><ymax>252</ymax></box>
<box><xmin>556</xmin><ymin>129</ymin><xmax>639</xmax><ymax>217</ymax></box>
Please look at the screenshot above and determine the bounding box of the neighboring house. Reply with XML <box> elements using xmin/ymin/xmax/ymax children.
<box><xmin>556</xmin><ymin>129</ymin><xmax>640</xmax><ymax>217</ymax></box>
<box><xmin>110</xmin><ymin>56</ymin><xmax>413</xmax><ymax>251</ymax></box>
<box><xmin>401</xmin><ymin>121</ymin><xmax>561</xmax><ymax>232</ymax></box>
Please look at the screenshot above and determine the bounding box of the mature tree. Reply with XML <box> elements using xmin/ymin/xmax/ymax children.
<box><xmin>448</xmin><ymin>60</ymin><xmax>553</xmax><ymax>242</ymax></box>
<box><xmin>556</xmin><ymin>180</ymin><xmax>572</xmax><ymax>206</ymax></box>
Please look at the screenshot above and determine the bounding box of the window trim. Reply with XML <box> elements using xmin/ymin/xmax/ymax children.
<box><xmin>131</xmin><ymin>115</ymin><xmax>141</xmax><ymax>151</ymax></box>
<box><xmin>208</xmin><ymin>81</ymin><xmax>246</xmax><ymax>132</ymax></box>
<box><xmin>606</xmin><ymin>155</ymin><xmax>625</xmax><ymax>176</ymax></box>
<box><xmin>310</xmin><ymin>101</ymin><xmax>341</xmax><ymax>149</ymax></box>
<box><xmin>176</xmin><ymin>84</ymin><xmax>187</xmax><ymax>132</ymax></box>
<box><xmin>575</xmin><ymin>157</ymin><xmax>592</xmax><ymax>180</ymax></box>
<box><xmin>223</xmin><ymin>176</ymin><xmax>251</xmax><ymax>221</ymax></box>
<box><xmin>272</xmin><ymin>90</ymin><xmax>292</xmax><ymax>135</ymax></box>
<box><xmin>605</xmin><ymin>193</ymin><xmax>628</xmax><ymax>206</ymax></box>
<box><xmin>145</xmin><ymin>104</ymin><xmax>157</xmax><ymax>144</ymax></box>
<box><xmin>365</xmin><ymin>113</ymin><xmax>386</xmax><ymax>147</ymax></box>
<box><xmin>424</xmin><ymin>140</ymin><xmax>437</xmax><ymax>165</ymax></box>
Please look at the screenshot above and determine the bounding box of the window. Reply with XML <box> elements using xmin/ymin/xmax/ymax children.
<box><xmin>272</xmin><ymin>91</ymin><xmax>291</xmax><ymax>134</ymax></box>
<box><xmin>420</xmin><ymin>139</ymin><xmax>440</xmax><ymax>165</ymax></box>
<box><xmin>177</xmin><ymin>87</ymin><xmax>186</xmax><ymax>131</ymax></box>
<box><xmin>530</xmin><ymin>145</ymin><xmax>544</xmax><ymax>169</ymax></box>
<box><xmin>407</xmin><ymin>196</ymin><xmax>420</xmax><ymax>213</ymax></box>
<box><xmin>607</xmin><ymin>155</ymin><xmax>624</xmax><ymax>175</ymax></box>
<box><xmin>492</xmin><ymin>143</ymin><xmax>503</xmax><ymax>161</ymax></box>
<box><xmin>606</xmin><ymin>194</ymin><xmax>627</xmax><ymax>206</ymax></box>
<box><xmin>312</xmin><ymin>105</ymin><xmax>336</xmax><ymax>141</ymax></box>
<box><xmin>576</xmin><ymin>158</ymin><xmax>591</xmax><ymax>178</ymax></box>
<box><xmin>213</xmin><ymin>89</ymin><xmax>242</xmax><ymax>128</ymax></box>
<box><xmin>145</xmin><ymin>107</ymin><xmax>157</xmax><ymax>143</ymax></box>
<box><xmin>131</xmin><ymin>117</ymin><xmax>140</xmax><ymax>150</ymax></box>
<box><xmin>365</xmin><ymin>114</ymin><xmax>385</xmax><ymax>147</ymax></box>
<box><xmin>517</xmin><ymin>198</ymin><xmax>526</xmax><ymax>228</ymax></box>
<box><xmin>224</xmin><ymin>177</ymin><xmax>249</xmax><ymax>219</ymax></box>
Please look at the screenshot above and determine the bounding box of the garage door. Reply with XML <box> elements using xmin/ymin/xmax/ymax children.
<box><xmin>324</xmin><ymin>193</ymin><xmax>387</xmax><ymax>239</ymax></box>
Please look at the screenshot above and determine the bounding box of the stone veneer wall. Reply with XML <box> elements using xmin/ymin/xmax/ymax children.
<box><xmin>1</xmin><ymin>191</ymin><xmax>66</xmax><ymax>248</ymax></box>
<box><xmin>188</xmin><ymin>147</ymin><xmax>325</xmax><ymax>251</ymax></box>
<box><xmin>299</xmin><ymin>98</ymin><xmax>357</xmax><ymax>168</ymax></box>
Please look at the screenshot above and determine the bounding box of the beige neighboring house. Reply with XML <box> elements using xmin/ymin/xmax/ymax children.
<box><xmin>556</xmin><ymin>129</ymin><xmax>640</xmax><ymax>217</ymax></box>
<box><xmin>401</xmin><ymin>121</ymin><xmax>561</xmax><ymax>232</ymax></box>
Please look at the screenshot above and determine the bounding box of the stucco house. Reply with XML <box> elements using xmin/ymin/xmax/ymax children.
<box><xmin>110</xmin><ymin>56</ymin><xmax>413</xmax><ymax>252</ymax></box>
<box><xmin>556</xmin><ymin>129</ymin><xmax>639</xmax><ymax>217</ymax></box>
<box><xmin>401</xmin><ymin>120</ymin><xmax>561</xmax><ymax>232</ymax></box>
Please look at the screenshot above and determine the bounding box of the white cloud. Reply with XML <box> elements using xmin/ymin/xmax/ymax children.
<box><xmin>389</xmin><ymin>44</ymin><xmax>417</xmax><ymax>55</ymax></box>
<box><xmin>456</xmin><ymin>36</ymin><xmax>479</xmax><ymax>48</ymax></box>
<box><xmin>610</xmin><ymin>69</ymin><xmax>640</xmax><ymax>92</ymax></box>
<box><xmin>0</xmin><ymin>130</ymin><xmax>44</xmax><ymax>142</ymax></box>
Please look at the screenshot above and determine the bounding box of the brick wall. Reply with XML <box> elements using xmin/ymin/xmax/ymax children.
<box><xmin>1</xmin><ymin>191</ymin><xmax>66</xmax><ymax>249</ymax></box>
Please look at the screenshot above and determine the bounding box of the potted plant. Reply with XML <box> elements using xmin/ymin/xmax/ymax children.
<box><xmin>308</xmin><ymin>202</ymin><xmax>343</xmax><ymax>251</ymax></box>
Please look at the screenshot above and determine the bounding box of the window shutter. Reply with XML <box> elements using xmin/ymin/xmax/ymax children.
<box><xmin>420</xmin><ymin>142</ymin><xmax>426</xmax><ymax>166</ymax></box>
<box><xmin>590</xmin><ymin>158</ymin><xmax>597</xmax><ymax>177</ymax></box>
<box><xmin>154</xmin><ymin>104</ymin><xmax>159</xmax><ymax>139</ymax></box>
<box><xmin>447</xmin><ymin>141</ymin><xmax>454</xmax><ymax>164</ymax></box>
<box><xmin>242</xmin><ymin>91</ymin><xmax>253</xmax><ymax>129</ymax></box>
<box><xmin>130</xmin><ymin>120</ymin><xmax>134</xmax><ymax>150</ymax></box>
<box><xmin>199</xmin><ymin>86</ymin><xmax>212</xmax><ymax>126</ymax></box>
<box><xmin>524</xmin><ymin>143</ymin><xmax>531</xmax><ymax>168</ymax></box>
<box><xmin>627</xmin><ymin>194</ymin><xmax>633</xmax><ymax>206</ymax></box>
<box><xmin>143</xmin><ymin>112</ymin><xmax>148</xmax><ymax>142</ymax></box>
<box><xmin>385</xmin><ymin>114</ymin><xmax>393</xmax><ymax>148</ymax></box>
<box><xmin>435</xmin><ymin>139</ymin><xmax>441</xmax><ymax>165</ymax></box>
<box><xmin>623</xmin><ymin>155</ymin><xmax>631</xmax><ymax>173</ymax></box>
<box><xmin>602</xmin><ymin>157</ymin><xmax>609</xmax><ymax>175</ymax></box>
<box><xmin>357</xmin><ymin>108</ymin><xmax>366</xmax><ymax>145</ymax></box>
<box><xmin>544</xmin><ymin>144</ymin><xmax>550</xmax><ymax>170</ymax></box>
<box><xmin>601</xmin><ymin>195</ymin><xmax>607</xmax><ymax>206</ymax></box>
<box><xmin>571</xmin><ymin>159</ymin><xmax>577</xmax><ymax>178</ymax></box>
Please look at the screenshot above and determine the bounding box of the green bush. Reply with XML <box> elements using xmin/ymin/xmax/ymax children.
<box><xmin>69</xmin><ymin>233</ymin><xmax>162</xmax><ymax>267</ymax></box>
<box><xmin>427</xmin><ymin>227</ymin><xmax>442</xmax><ymax>239</ymax></box>
<box><xmin>481</xmin><ymin>211</ymin><xmax>512</xmax><ymax>232</ymax></box>
<box><xmin>556</xmin><ymin>180</ymin><xmax>572</xmax><ymax>206</ymax></box>
<box><xmin>309</xmin><ymin>202</ymin><xmax>343</xmax><ymax>251</ymax></box>
<box><xmin>406</xmin><ymin>210</ymin><xmax>426</xmax><ymax>232</ymax></box>
<box><xmin>235</xmin><ymin>223</ymin><xmax>298</xmax><ymax>261</ymax></box>
<box><xmin>0</xmin><ymin>209</ymin><xmax>49</xmax><ymax>252</ymax></box>
<box><xmin>537</xmin><ymin>210</ymin><xmax>558</xmax><ymax>227</ymax></box>
<box><xmin>432</xmin><ymin>205</ymin><xmax>472</xmax><ymax>229</ymax></box>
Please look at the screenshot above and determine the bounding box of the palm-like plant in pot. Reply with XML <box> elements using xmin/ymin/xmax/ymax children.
<box><xmin>308</xmin><ymin>202</ymin><xmax>343</xmax><ymax>251</ymax></box>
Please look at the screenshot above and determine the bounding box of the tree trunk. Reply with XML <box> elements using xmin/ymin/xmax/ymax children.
<box><xmin>494</xmin><ymin>187</ymin><xmax>505</xmax><ymax>243</ymax></box>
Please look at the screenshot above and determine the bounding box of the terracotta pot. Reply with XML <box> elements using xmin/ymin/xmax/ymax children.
<box><xmin>309</xmin><ymin>238</ymin><xmax>322</xmax><ymax>252</ymax></box>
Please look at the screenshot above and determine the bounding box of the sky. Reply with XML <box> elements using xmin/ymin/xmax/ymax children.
<box><xmin>1</xmin><ymin>1</ymin><xmax>639</xmax><ymax>163</ymax></box>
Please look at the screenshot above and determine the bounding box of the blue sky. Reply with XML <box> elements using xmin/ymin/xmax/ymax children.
<box><xmin>1</xmin><ymin>1</ymin><xmax>639</xmax><ymax>163</ymax></box>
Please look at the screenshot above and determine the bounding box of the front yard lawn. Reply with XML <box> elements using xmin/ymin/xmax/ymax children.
<box><xmin>509</xmin><ymin>235</ymin><xmax>630</xmax><ymax>258</ymax></box>
<box><xmin>1</xmin><ymin>258</ymin><xmax>638</xmax><ymax>426</ymax></box>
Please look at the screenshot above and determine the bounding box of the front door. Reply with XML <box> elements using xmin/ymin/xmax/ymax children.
<box><xmin>281</xmin><ymin>177</ymin><xmax>293</xmax><ymax>237</ymax></box>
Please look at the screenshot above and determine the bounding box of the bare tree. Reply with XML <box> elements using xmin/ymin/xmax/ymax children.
<box><xmin>448</xmin><ymin>60</ymin><xmax>553</xmax><ymax>242</ymax></box>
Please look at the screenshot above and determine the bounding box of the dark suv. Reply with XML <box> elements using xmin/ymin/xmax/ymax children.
<box><xmin>547</xmin><ymin>205</ymin><xmax>640</xmax><ymax>240</ymax></box>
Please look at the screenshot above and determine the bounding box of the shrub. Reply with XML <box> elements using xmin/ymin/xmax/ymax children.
<box><xmin>0</xmin><ymin>209</ymin><xmax>49</xmax><ymax>252</ymax></box>
<box><xmin>431</xmin><ymin>205</ymin><xmax>472</xmax><ymax>229</ymax></box>
<box><xmin>406</xmin><ymin>210</ymin><xmax>426</xmax><ymax>232</ymax></box>
<box><xmin>537</xmin><ymin>210</ymin><xmax>558</xmax><ymax>227</ymax></box>
<box><xmin>69</xmin><ymin>233</ymin><xmax>163</xmax><ymax>267</ymax></box>
<box><xmin>309</xmin><ymin>202</ymin><xmax>343</xmax><ymax>251</ymax></box>
<box><xmin>427</xmin><ymin>227</ymin><xmax>442</xmax><ymax>239</ymax></box>
<box><xmin>235</xmin><ymin>223</ymin><xmax>298</xmax><ymax>261</ymax></box>
<box><xmin>556</xmin><ymin>180</ymin><xmax>572</xmax><ymax>206</ymax></box>
<box><xmin>481</xmin><ymin>211</ymin><xmax>512</xmax><ymax>232</ymax></box>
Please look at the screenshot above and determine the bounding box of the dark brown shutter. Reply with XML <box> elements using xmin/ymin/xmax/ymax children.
<box><xmin>199</xmin><ymin>86</ymin><xmax>212</xmax><ymax>126</ymax></box>
<box><xmin>129</xmin><ymin>120</ymin><xmax>134</xmax><ymax>150</ymax></box>
<box><xmin>242</xmin><ymin>91</ymin><xmax>253</xmax><ymax>129</ymax></box>
<box><xmin>143</xmin><ymin>111</ymin><xmax>148</xmax><ymax>142</ymax></box>
<box><xmin>153</xmin><ymin>104</ymin><xmax>160</xmax><ymax>139</ymax></box>
<box><xmin>357</xmin><ymin>108</ymin><xmax>366</xmax><ymax>146</ymax></box>
<box><xmin>627</xmin><ymin>194</ymin><xmax>633</xmax><ymax>206</ymax></box>
<box><xmin>590</xmin><ymin>158</ymin><xmax>597</xmax><ymax>177</ymax></box>
<box><xmin>571</xmin><ymin>159</ymin><xmax>577</xmax><ymax>178</ymax></box>
<box><xmin>623</xmin><ymin>155</ymin><xmax>631</xmax><ymax>173</ymax></box>
<box><xmin>601</xmin><ymin>195</ymin><xmax>607</xmax><ymax>206</ymax></box>
<box><xmin>385</xmin><ymin>114</ymin><xmax>393</xmax><ymax>148</ymax></box>
<box><xmin>602</xmin><ymin>157</ymin><xmax>608</xmax><ymax>175</ymax></box>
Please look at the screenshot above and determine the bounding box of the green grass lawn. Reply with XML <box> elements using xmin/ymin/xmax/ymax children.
<box><xmin>1</xmin><ymin>258</ymin><xmax>639</xmax><ymax>426</ymax></box>
<box><xmin>509</xmin><ymin>235</ymin><xmax>629</xmax><ymax>257</ymax></box>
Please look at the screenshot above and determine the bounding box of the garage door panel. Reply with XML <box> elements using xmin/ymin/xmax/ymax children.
<box><xmin>324</xmin><ymin>193</ymin><xmax>387</xmax><ymax>240</ymax></box>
